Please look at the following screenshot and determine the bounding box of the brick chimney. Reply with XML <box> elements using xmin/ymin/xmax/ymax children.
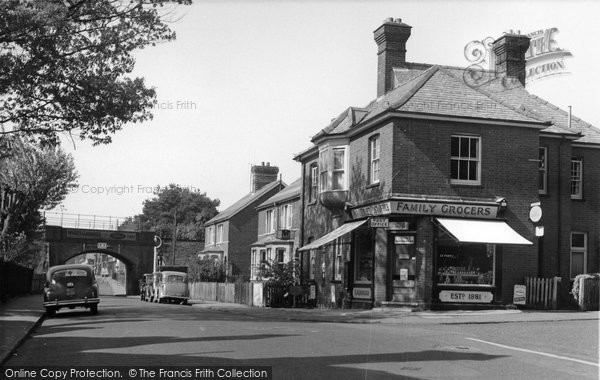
<box><xmin>492</xmin><ymin>32</ymin><xmax>531</xmax><ymax>86</ymax></box>
<box><xmin>374</xmin><ymin>18</ymin><xmax>412</xmax><ymax>97</ymax></box>
<box><xmin>251</xmin><ymin>162</ymin><xmax>279</xmax><ymax>192</ymax></box>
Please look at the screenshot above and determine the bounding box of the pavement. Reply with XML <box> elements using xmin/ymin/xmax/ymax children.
<box><xmin>1</xmin><ymin>294</ymin><xmax>598</xmax><ymax>365</ymax></box>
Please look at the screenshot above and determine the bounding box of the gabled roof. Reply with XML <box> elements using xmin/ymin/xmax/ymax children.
<box><xmin>312</xmin><ymin>62</ymin><xmax>600</xmax><ymax>145</ymax></box>
<box><xmin>206</xmin><ymin>180</ymin><xmax>285</xmax><ymax>225</ymax></box>
<box><xmin>258</xmin><ymin>178</ymin><xmax>301</xmax><ymax>209</ymax></box>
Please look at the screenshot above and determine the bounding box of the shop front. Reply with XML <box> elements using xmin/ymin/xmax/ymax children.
<box><xmin>348</xmin><ymin>197</ymin><xmax>533</xmax><ymax>309</ymax></box>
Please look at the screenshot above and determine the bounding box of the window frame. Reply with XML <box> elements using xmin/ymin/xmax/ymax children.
<box><xmin>309</xmin><ymin>164</ymin><xmax>318</xmax><ymax>203</ymax></box>
<box><xmin>571</xmin><ymin>158</ymin><xmax>583</xmax><ymax>200</ymax></box>
<box><xmin>206</xmin><ymin>226</ymin><xmax>214</xmax><ymax>245</ymax></box>
<box><xmin>332</xmin><ymin>238</ymin><xmax>343</xmax><ymax>281</ymax></box>
<box><xmin>539</xmin><ymin>147</ymin><xmax>547</xmax><ymax>195</ymax></box>
<box><xmin>369</xmin><ymin>135</ymin><xmax>381</xmax><ymax>185</ymax></box>
<box><xmin>309</xmin><ymin>251</ymin><xmax>316</xmax><ymax>280</ymax></box>
<box><xmin>265</xmin><ymin>209</ymin><xmax>275</xmax><ymax>233</ymax></box>
<box><xmin>450</xmin><ymin>135</ymin><xmax>481</xmax><ymax>185</ymax></box>
<box><xmin>216</xmin><ymin>224</ymin><xmax>224</xmax><ymax>243</ymax></box>
<box><xmin>279</xmin><ymin>204</ymin><xmax>292</xmax><ymax>229</ymax></box>
<box><xmin>570</xmin><ymin>232</ymin><xmax>587</xmax><ymax>279</ymax></box>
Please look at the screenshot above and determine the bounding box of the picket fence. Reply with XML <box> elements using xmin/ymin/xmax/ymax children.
<box><xmin>188</xmin><ymin>281</ymin><xmax>263</xmax><ymax>307</ymax></box>
<box><xmin>525</xmin><ymin>276</ymin><xmax>560</xmax><ymax>309</ymax></box>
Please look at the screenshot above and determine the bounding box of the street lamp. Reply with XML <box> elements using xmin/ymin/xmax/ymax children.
<box><xmin>153</xmin><ymin>235</ymin><xmax>162</xmax><ymax>273</ymax></box>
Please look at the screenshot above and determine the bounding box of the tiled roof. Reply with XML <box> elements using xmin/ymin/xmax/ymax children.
<box><xmin>258</xmin><ymin>178</ymin><xmax>301</xmax><ymax>209</ymax></box>
<box><xmin>206</xmin><ymin>180</ymin><xmax>285</xmax><ymax>224</ymax></box>
<box><xmin>314</xmin><ymin>62</ymin><xmax>600</xmax><ymax>145</ymax></box>
<box><xmin>250</xmin><ymin>234</ymin><xmax>292</xmax><ymax>247</ymax></box>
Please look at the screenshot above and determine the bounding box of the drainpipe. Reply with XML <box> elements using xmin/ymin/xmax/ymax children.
<box><xmin>557</xmin><ymin>136</ymin><xmax>563</xmax><ymax>277</ymax></box>
<box><xmin>299</xmin><ymin>162</ymin><xmax>306</xmax><ymax>285</ymax></box>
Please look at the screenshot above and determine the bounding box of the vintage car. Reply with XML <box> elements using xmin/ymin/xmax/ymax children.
<box><xmin>43</xmin><ymin>264</ymin><xmax>99</xmax><ymax>317</ymax></box>
<box><xmin>154</xmin><ymin>270</ymin><xmax>189</xmax><ymax>304</ymax></box>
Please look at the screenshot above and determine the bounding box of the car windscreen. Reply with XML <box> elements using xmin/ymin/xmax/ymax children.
<box><xmin>51</xmin><ymin>269</ymin><xmax>92</xmax><ymax>286</ymax></box>
<box><xmin>165</xmin><ymin>275</ymin><xmax>184</xmax><ymax>283</ymax></box>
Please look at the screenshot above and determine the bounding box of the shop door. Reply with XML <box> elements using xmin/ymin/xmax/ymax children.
<box><xmin>389</xmin><ymin>234</ymin><xmax>416</xmax><ymax>303</ymax></box>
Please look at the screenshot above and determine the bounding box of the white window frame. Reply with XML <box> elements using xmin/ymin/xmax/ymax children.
<box><xmin>216</xmin><ymin>224</ymin><xmax>224</xmax><ymax>243</ymax></box>
<box><xmin>276</xmin><ymin>248</ymin><xmax>286</xmax><ymax>269</ymax></box>
<box><xmin>369</xmin><ymin>135</ymin><xmax>380</xmax><ymax>185</ymax></box>
<box><xmin>571</xmin><ymin>158</ymin><xmax>583</xmax><ymax>200</ymax></box>
<box><xmin>266</xmin><ymin>209</ymin><xmax>275</xmax><ymax>233</ymax></box>
<box><xmin>570</xmin><ymin>232</ymin><xmax>587</xmax><ymax>279</ymax></box>
<box><xmin>539</xmin><ymin>147</ymin><xmax>547</xmax><ymax>194</ymax></box>
<box><xmin>206</xmin><ymin>226</ymin><xmax>214</xmax><ymax>245</ymax></box>
<box><xmin>310</xmin><ymin>164</ymin><xmax>318</xmax><ymax>203</ymax></box>
<box><xmin>450</xmin><ymin>135</ymin><xmax>481</xmax><ymax>185</ymax></box>
<box><xmin>318</xmin><ymin>145</ymin><xmax>349</xmax><ymax>192</ymax></box>
<box><xmin>279</xmin><ymin>204</ymin><xmax>293</xmax><ymax>229</ymax></box>
<box><xmin>318</xmin><ymin>149</ymin><xmax>329</xmax><ymax>192</ymax></box>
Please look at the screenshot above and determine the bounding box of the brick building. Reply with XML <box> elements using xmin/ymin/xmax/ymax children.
<box><xmin>250</xmin><ymin>179</ymin><xmax>301</xmax><ymax>280</ymax></box>
<box><xmin>294</xmin><ymin>18</ymin><xmax>599</xmax><ymax>309</ymax></box>
<box><xmin>202</xmin><ymin>163</ymin><xmax>285</xmax><ymax>279</ymax></box>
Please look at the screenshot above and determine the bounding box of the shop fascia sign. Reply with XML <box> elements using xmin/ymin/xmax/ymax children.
<box><xmin>351</xmin><ymin>200</ymin><xmax>498</xmax><ymax>219</ymax></box>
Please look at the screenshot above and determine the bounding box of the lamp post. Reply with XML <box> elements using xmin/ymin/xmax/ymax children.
<box><xmin>153</xmin><ymin>235</ymin><xmax>162</xmax><ymax>273</ymax></box>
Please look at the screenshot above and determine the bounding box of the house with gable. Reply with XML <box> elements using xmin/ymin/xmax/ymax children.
<box><xmin>250</xmin><ymin>178</ymin><xmax>302</xmax><ymax>280</ymax></box>
<box><xmin>294</xmin><ymin>18</ymin><xmax>599</xmax><ymax>309</ymax></box>
<box><xmin>202</xmin><ymin>163</ymin><xmax>285</xmax><ymax>279</ymax></box>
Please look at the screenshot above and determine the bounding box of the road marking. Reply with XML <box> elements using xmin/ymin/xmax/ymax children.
<box><xmin>466</xmin><ymin>338</ymin><xmax>599</xmax><ymax>367</ymax></box>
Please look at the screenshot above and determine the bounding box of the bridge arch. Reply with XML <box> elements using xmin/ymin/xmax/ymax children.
<box><xmin>45</xmin><ymin>226</ymin><xmax>155</xmax><ymax>295</ymax></box>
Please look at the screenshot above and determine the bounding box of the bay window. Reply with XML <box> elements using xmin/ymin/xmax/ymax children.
<box><xmin>318</xmin><ymin>145</ymin><xmax>349</xmax><ymax>192</ymax></box>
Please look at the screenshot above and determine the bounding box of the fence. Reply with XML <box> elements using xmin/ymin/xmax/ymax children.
<box><xmin>0</xmin><ymin>261</ymin><xmax>33</xmax><ymax>302</ymax></box>
<box><xmin>189</xmin><ymin>281</ymin><xmax>255</xmax><ymax>305</ymax></box>
<box><xmin>525</xmin><ymin>276</ymin><xmax>561</xmax><ymax>309</ymax></box>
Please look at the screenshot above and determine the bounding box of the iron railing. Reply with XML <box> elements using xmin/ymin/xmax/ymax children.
<box><xmin>42</xmin><ymin>212</ymin><xmax>141</xmax><ymax>231</ymax></box>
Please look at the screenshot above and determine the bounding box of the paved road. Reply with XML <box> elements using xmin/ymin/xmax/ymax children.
<box><xmin>5</xmin><ymin>297</ymin><xmax>598</xmax><ymax>379</ymax></box>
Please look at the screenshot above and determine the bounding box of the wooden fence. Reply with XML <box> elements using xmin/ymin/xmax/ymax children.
<box><xmin>188</xmin><ymin>281</ymin><xmax>256</xmax><ymax>306</ymax></box>
<box><xmin>525</xmin><ymin>276</ymin><xmax>561</xmax><ymax>309</ymax></box>
<box><xmin>0</xmin><ymin>261</ymin><xmax>33</xmax><ymax>302</ymax></box>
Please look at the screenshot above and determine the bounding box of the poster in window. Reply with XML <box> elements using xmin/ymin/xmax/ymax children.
<box><xmin>400</xmin><ymin>268</ymin><xmax>408</xmax><ymax>281</ymax></box>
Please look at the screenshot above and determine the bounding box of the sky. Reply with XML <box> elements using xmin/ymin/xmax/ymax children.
<box><xmin>55</xmin><ymin>0</ymin><xmax>600</xmax><ymax>219</ymax></box>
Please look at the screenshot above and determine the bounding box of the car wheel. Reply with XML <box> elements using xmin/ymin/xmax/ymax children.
<box><xmin>45</xmin><ymin>307</ymin><xmax>56</xmax><ymax>317</ymax></box>
<box><xmin>90</xmin><ymin>304</ymin><xmax>98</xmax><ymax>315</ymax></box>
<box><xmin>181</xmin><ymin>299</ymin><xmax>188</xmax><ymax>305</ymax></box>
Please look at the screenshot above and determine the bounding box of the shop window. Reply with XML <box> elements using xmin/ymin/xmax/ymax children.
<box><xmin>216</xmin><ymin>224</ymin><xmax>224</xmax><ymax>243</ymax></box>
<box><xmin>571</xmin><ymin>158</ymin><xmax>583</xmax><ymax>199</ymax></box>
<box><xmin>309</xmin><ymin>251</ymin><xmax>316</xmax><ymax>280</ymax></box>
<box><xmin>369</xmin><ymin>135</ymin><xmax>380</xmax><ymax>184</ymax></box>
<box><xmin>265</xmin><ymin>209</ymin><xmax>275</xmax><ymax>233</ymax></box>
<box><xmin>539</xmin><ymin>147</ymin><xmax>547</xmax><ymax>194</ymax></box>
<box><xmin>436</xmin><ymin>230</ymin><xmax>495</xmax><ymax>286</ymax></box>
<box><xmin>309</xmin><ymin>164</ymin><xmax>318</xmax><ymax>203</ymax></box>
<box><xmin>450</xmin><ymin>135</ymin><xmax>481</xmax><ymax>185</ymax></box>
<box><xmin>570</xmin><ymin>232</ymin><xmax>587</xmax><ymax>279</ymax></box>
<box><xmin>392</xmin><ymin>235</ymin><xmax>416</xmax><ymax>287</ymax></box>
<box><xmin>318</xmin><ymin>145</ymin><xmax>349</xmax><ymax>191</ymax></box>
<box><xmin>354</xmin><ymin>228</ymin><xmax>373</xmax><ymax>283</ymax></box>
<box><xmin>332</xmin><ymin>238</ymin><xmax>343</xmax><ymax>281</ymax></box>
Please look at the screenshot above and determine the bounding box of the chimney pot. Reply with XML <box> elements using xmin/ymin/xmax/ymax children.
<box><xmin>492</xmin><ymin>33</ymin><xmax>530</xmax><ymax>87</ymax></box>
<box><xmin>395</xmin><ymin>18</ymin><xmax>402</xmax><ymax>23</ymax></box>
<box><xmin>385</xmin><ymin>17</ymin><xmax>393</xmax><ymax>23</ymax></box>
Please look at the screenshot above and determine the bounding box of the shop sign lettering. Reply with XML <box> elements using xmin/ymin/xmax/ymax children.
<box><xmin>439</xmin><ymin>290</ymin><xmax>493</xmax><ymax>303</ymax></box>
<box><xmin>352</xmin><ymin>200</ymin><xmax>498</xmax><ymax>219</ymax></box>
<box><xmin>369</xmin><ymin>218</ymin><xmax>389</xmax><ymax>228</ymax></box>
<box><xmin>352</xmin><ymin>287</ymin><xmax>372</xmax><ymax>299</ymax></box>
<box><xmin>395</xmin><ymin>236</ymin><xmax>415</xmax><ymax>245</ymax></box>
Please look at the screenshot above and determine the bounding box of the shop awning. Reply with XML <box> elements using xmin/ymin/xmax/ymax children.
<box><xmin>435</xmin><ymin>218</ymin><xmax>532</xmax><ymax>245</ymax></box>
<box><xmin>298</xmin><ymin>220</ymin><xmax>367</xmax><ymax>251</ymax></box>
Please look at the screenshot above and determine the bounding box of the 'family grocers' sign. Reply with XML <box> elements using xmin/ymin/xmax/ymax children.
<box><xmin>351</xmin><ymin>200</ymin><xmax>499</xmax><ymax>219</ymax></box>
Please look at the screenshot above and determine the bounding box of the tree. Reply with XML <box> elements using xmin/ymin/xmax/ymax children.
<box><xmin>0</xmin><ymin>137</ymin><xmax>78</xmax><ymax>263</ymax></box>
<box><xmin>123</xmin><ymin>184</ymin><xmax>220</xmax><ymax>241</ymax></box>
<box><xmin>0</xmin><ymin>0</ymin><xmax>190</xmax><ymax>146</ymax></box>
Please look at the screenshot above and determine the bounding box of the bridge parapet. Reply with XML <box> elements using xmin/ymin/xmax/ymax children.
<box><xmin>43</xmin><ymin>212</ymin><xmax>142</xmax><ymax>231</ymax></box>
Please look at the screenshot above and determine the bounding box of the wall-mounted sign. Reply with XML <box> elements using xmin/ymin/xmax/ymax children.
<box><xmin>529</xmin><ymin>204</ymin><xmax>542</xmax><ymax>223</ymax></box>
<box><xmin>352</xmin><ymin>287</ymin><xmax>372</xmax><ymax>299</ymax></box>
<box><xmin>97</xmin><ymin>242</ymin><xmax>108</xmax><ymax>250</ymax></box>
<box><xmin>395</xmin><ymin>236</ymin><xmax>415</xmax><ymax>245</ymax></box>
<box><xmin>369</xmin><ymin>218</ymin><xmax>389</xmax><ymax>228</ymax></box>
<box><xmin>309</xmin><ymin>285</ymin><xmax>316</xmax><ymax>300</ymax></box>
<box><xmin>65</xmin><ymin>229</ymin><xmax>137</xmax><ymax>241</ymax></box>
<box><xmin>439</xmin><ymin>290</ymin><xmax>493</xmax><ymax>303</ymax></box>
<box><xmin>513</xmin><ymin>285</ymin><xmax>526</xmax><ymax>305</ymax></box>
<box><xmin>388</xmin><ymin>222</ymin><xmax>410</xmax><ymax>231</ymax></box>
<box><xmin>352</xmin><ymin>200</ymin><xmax>498</xmax><ymax>219</ymax></box>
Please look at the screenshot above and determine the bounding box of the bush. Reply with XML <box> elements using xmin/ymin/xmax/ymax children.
<box><xmin>257</xmin><ymin>259</ymin><xmax>300</xmax><ymax>287</ymax></box>
<box><xmin>571</xmin><ymin>273</ymin><xmax>600</xmax><ymax>303</ymax></box>
<box><xmin>188</xmin><ymin>257</ymin><xmax>225</xmax><ymax>282</ymax></box>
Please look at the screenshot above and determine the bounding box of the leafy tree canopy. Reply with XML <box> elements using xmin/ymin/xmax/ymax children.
<box><xmin>0</xmin><ymin>0</ymin><xmax>190</xmax><ymax>146</ymax></box>
<box><xmin>0</xmin><ymin>137</ymin><xmax>78</xmax><ymax>263</ymax></box>
<box><xmin>121</xmin><ymin>184</ymin><xmax>220</xmax><ymax>241</ymax></box>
